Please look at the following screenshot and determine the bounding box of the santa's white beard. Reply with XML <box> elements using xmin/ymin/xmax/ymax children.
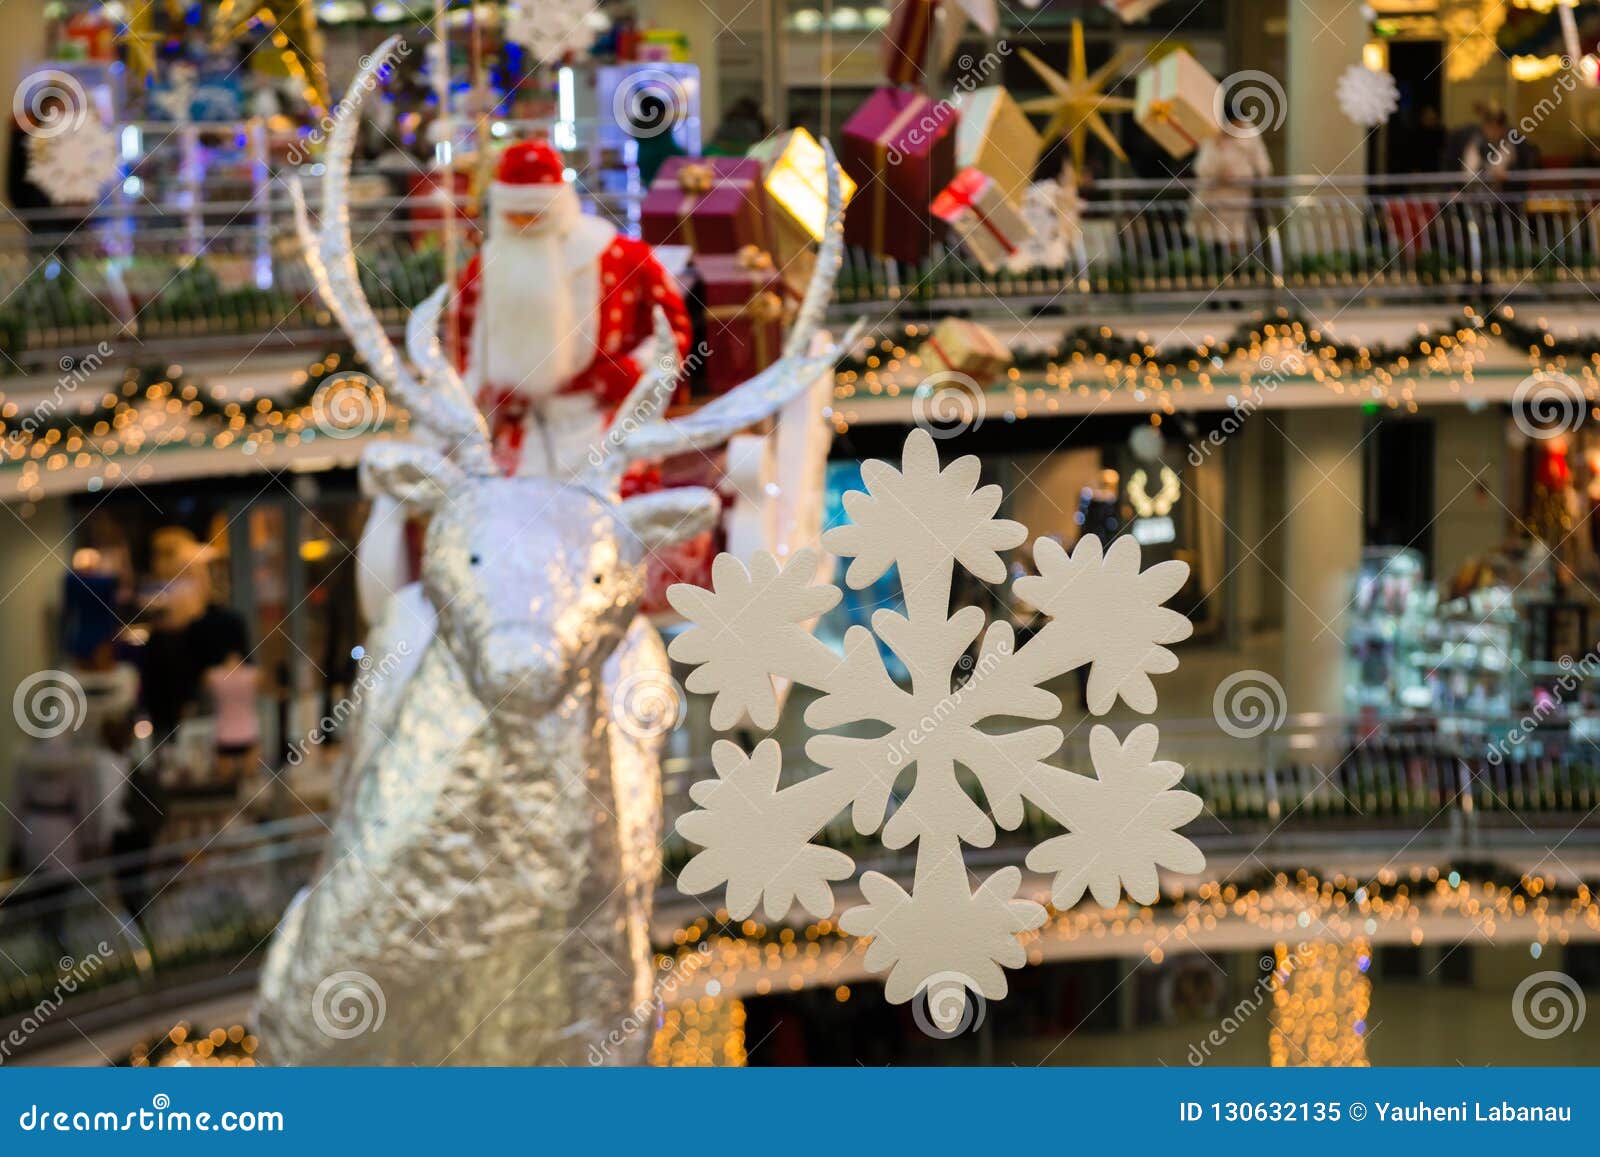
<box><xmin>478</xmin><ymin>229</ymin><xmax>581</xmax><ymax>397</ymax></box>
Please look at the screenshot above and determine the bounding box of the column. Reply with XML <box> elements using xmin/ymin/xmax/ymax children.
<box><xmin>1281</xmin><ymin>408</ymin><xmax>1364</xmax><ymax>718</ymax></box>
<box><xmin>0</xmin><ymin>497</ymin><xmax>70</xmax><ymax>863</ymax></box>
<box><xmin>1285</xmin><ymin>0</ymin><xmax>1371</xmax><ymax>179</ymax></box>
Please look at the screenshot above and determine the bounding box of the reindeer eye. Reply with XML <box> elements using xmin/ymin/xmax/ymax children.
<box><xmin>591</xmin><ymin>572</ymin><xmax>604</xmax><ymax>586</ymax></box>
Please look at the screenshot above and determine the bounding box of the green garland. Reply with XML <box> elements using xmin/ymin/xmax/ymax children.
<box><xmin>836</xmin><ymin>308</ymin><xmax>1499</xmax><ymax>379</ymax></box>
<box><xmin>1</xmin><ymin>348</ymin><xmax>372</xmax><ymax>446</ymax></box>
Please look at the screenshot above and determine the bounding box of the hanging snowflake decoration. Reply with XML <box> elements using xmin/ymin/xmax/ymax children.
<box><xmin>503</xmin><ymin>0</ymin><xmax>605</xmax><ymax>63</ymax></box>
<box><xmin>25</xmin><ymin>116</ymin><xmax>119</xmax><ymax>205</ymax></box>
<box><xmin>1007</xmin><ymin>178</ymin><xmax>1080</xmax><ymax>273</ymax></box>
<box><xmin>667</xmin><ymin>428</ymin><xmax>1205</xmax><ymax>1032</ymax></box>
<box><xmin>1336</xmin><ymin>65</ymin><xmax>1400</xmax><ymax>128</ymax></box>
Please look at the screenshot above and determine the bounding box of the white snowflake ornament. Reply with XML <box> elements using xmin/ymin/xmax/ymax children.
<box><xmin>1336</xmin><ymin>65</ymin><xmax>1400</xmax><ymax>128</ymax></box>
<box><xmin>1007</xmin><ymin>177</ymin><xmax>1080</xmax><ymax>273</ymax></box>
<box><xmin>25</xmin><ymin>115</ymin><xmax>119</xmax><ymax>205</ymax></box>
<box><xmin>503</xmin><ymin>0</ymin><xmax>605</xmax><ymax>63</ymax></box>
<box><xmin>667</xmin><ymin>428</ymin><xmax>1206</xmax><ymax>1029</ymax></box>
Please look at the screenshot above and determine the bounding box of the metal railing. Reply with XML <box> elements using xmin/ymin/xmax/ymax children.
<box><xmin>0</xmin><ymin>814</ymin><xmax>324</xmax><ymax>1047</ymax></box>
<box><xmin>656</xmin><ymin>712</ymin><xmax>1600</xmax><ymax>873</ymax></box>
<box><xmin>4</xmin><ymin>168</ymin><xmax>1600</xmax><ymax>376</ymax></box>
<box><xmin>2</xmin><ymin>712</ymin><xmax>1594</xmax><ymax>1053</ymax></box>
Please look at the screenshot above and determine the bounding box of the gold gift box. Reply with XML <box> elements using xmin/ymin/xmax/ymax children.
<box><xmin>954</xmin><ymin>87</ymin><xmax>1043</xmax><ymax>208</ymax></box>
<box><xmin>917</xmin><ymin>317</ymin><xmax>1014</xmax><ymax>384</ymax></box>
<box><xmin>748</xmin><ymin>128</ymin><xmax>857</xmax><ymax>296</ymax></box>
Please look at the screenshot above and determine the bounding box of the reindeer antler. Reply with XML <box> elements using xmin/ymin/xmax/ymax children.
<box><xmin>598</xmin><ymin>139</ymin><xmax>865</xmax><ymax>473</ymax></box>
<box><xmin>291</xmin><ymin>36</ymin><xmax>494</xmax><ymax>476</ymax></box>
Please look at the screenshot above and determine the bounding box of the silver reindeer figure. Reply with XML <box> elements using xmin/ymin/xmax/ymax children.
<box><xmin>256</xmin><ymin>45</ymin><xmax>859</xmax><ymax>1065</ymax></box>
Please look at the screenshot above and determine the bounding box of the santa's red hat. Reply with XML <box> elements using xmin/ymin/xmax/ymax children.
<box><xmin>491</xmin><ymin>140</ymin><xmax>572</xmax><ymax>214</ymax></box>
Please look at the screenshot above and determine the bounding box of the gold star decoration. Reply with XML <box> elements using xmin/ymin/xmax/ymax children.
<box><xmin>117</xmin><ymin>1</ymin><xmax>187</xmax><ymax>84</ymax></box>
<box><xmin>1017</xmin><ymin>19</ymin><xmax>1135</xmax><ymax>172</ymax></box>
<box><xmin>211</xmin><ymin>0</ymin><xmax>331</xmax><ymax>115</ymax></box>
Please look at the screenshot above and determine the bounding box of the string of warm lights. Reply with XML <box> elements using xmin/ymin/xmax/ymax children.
<box><xmin>128</xmin><ymin>1021</ymin><xmax>260</xmax><ymax>1068</ymax></box>
<box><xmin>0</xmin><ymin>351</ymin><xmax>393</xmax><ymax>501</ymax></box>
<box><xmin>1269</xmin><ymin>938</ymin><xmax>1372</xmax><ymax>1067</ymax></box>
<box><xmin>648</xmin><ymin>998</ymin><xmax>748</xmax><ymax>1067</ymax></box>
<box><xmin>7</xmin><ymin>307</ymin><xmax>1600</xmax><ymax>496</ymax></box>
<box><xmin>654</xmin><ymin>866</ymin><xmax>1600</xmax><ymax>1011</ymax></box>
<box><xmin>830</xmin><ymin>305</ymin><xmax>1600</xmax><ymax>432</ymax></box>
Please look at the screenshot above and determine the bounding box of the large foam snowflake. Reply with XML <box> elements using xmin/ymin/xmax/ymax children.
<box><xmin>667</xmin><ymin>428</ymin><xmax>1205</xmax><ymax>1029</ymax></box>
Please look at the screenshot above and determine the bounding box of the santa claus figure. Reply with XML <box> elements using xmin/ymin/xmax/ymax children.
<box><xmin>453</xmin><ymin>139</ymin><xmax>694</xmax><ymax>478</ymax></box>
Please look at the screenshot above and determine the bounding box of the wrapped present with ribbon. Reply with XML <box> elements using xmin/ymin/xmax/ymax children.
<box><xmin>1101</xmin><ymin>0</ymin><xmax>1168</xmax><ymax>22</ymax></box>
<box><xmin>954</xmin><ymin>87</ymin><xmax>1042</xmax><ymax>207</ymax></box>
<box><xmin>917</xmin><ymin>317</ymin><xmax>1013</xmax><ymax>384</ymax></box>
<box><xmin>692</xmin><ymin>245</ymin><xmax>789</xmax><ymax>394</ymax></box>
<box><xmin>630</xmin><ymin>454</ymin><xmax>725</xmax><ymax>617</ymax></box>
<box><xmin>641</xmin><ymin>156</ymin><xmax>771</xmax><ymax>255</ymax></box>
<box><xmin>748</xmin><ymin>127</ymin><xmax>858</xmax><ymax>299</ymax></box>
<box><xmin>931</xmin><ymin>167</ymin><xmax>1033</xmax><ymax>273</ymax></box>
<box><xmin>882</xmin><ymin>0</ymin><xmax>936</xmax><ymax>86</ymax></box>
<box><xmin>841</xmin><ymin>87</ymin><xmax>957</xmax><ymax>263</ymax></box>
<box><xmin>1134</xmin><ymin>48</ymin><xmax>1221</xmax><ymax>159</ymax></box>
<box><xmin>638</xmin><ymin>28</ymin><xmax>691</xmax><ymax>62</ymax></box>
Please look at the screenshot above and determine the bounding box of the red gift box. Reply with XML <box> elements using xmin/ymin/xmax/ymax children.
<box><xmin>882</xmin><ymin>0</ymin><xmax>936</xmax><ymax>86</ymax></box>
<box><xmin>842</xmin><ymin>87</ymin><xmax>957</xmax><ymax>263</ymax></box>
<box><xmin>635</xmin><ymin>452</ymin><xmax>725</xmax><ymax>616</ymax></box>
<box><xmin>641</xmin><ymin>156</ymin><xmax>771</xmax><ymax>255</ymax></box>
<box><xmin>931</xmin><ymin>167</ymin><xmax>1032</xmax><ymax>273</ymax></box>
<box><xmin>693</xmin><ymin>246</ymin><xmax>788</xmax><ymax>394</ymax></box>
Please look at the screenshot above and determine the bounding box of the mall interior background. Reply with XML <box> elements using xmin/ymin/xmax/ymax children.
<box><xmin>1</xmin><ymin>0</ymin><xmax>1599</xmax><ymax>1066</ymax></box>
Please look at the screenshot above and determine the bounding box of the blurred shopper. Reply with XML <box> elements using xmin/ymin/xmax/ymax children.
<box><xmin>1459</xmin><ymin>105</ymin><xmax>1538</xmax><ymax>188</ymax></box>
<box><xmin>108</xmin><ymin>717</ymin><xmax>167</xmax><ymax>929</ymax></box>
<box><xmin>204</xmin><ymin>649</ymin><xmax>262</xmax><ymax>789</ymax></box>
<box><xmin>7</xmin><ymin>728</ymin><xmax>127</xmax><ymax>949</ymax></box>
<box><xmin>1189</xmin><ymin>114</ymin><xmax>1272</xmax><ymax>250</ymax></box>
<box><xmin>708</xmin><ymin>97</ymin><xmax>770</xmax><ymax>155</ymax></box>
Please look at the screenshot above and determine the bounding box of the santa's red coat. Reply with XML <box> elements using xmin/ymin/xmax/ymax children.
<box><xmin>453</xmin><ymin>232</ymin><xmax>694</xmax><ymax>412</ymax></box>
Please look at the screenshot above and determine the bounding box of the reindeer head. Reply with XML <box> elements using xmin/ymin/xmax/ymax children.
<box><xmin>295</xmin><ymin>38</ymin><xmax>863</xmax><ymax>710</ymax></box>
<box><xmin>362</xmin><ymin>445</ymin><xmax>719</xmax><ymax>710</ymax></box>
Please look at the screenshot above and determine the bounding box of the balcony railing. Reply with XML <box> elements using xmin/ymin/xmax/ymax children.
<box><xmin>4</xmin><ymin>168</ymin><xmax>1600</xmax><ymax>377</ymax></box>
<box><xmin>2</xmin><ymin>712</ymin><xmax>1593</xmax><ymax>1055</ymax></box>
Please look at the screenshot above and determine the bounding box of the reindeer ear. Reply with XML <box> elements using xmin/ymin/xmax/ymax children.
<box><xmin>618</xmin><ymin>487</ymin><xmax>721</xmax><ymax>550</ymax></box>
<box><xmin>360</xmin><ymin>442</ymin><xmax>467</xmax><ymax>513</ymax></box>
